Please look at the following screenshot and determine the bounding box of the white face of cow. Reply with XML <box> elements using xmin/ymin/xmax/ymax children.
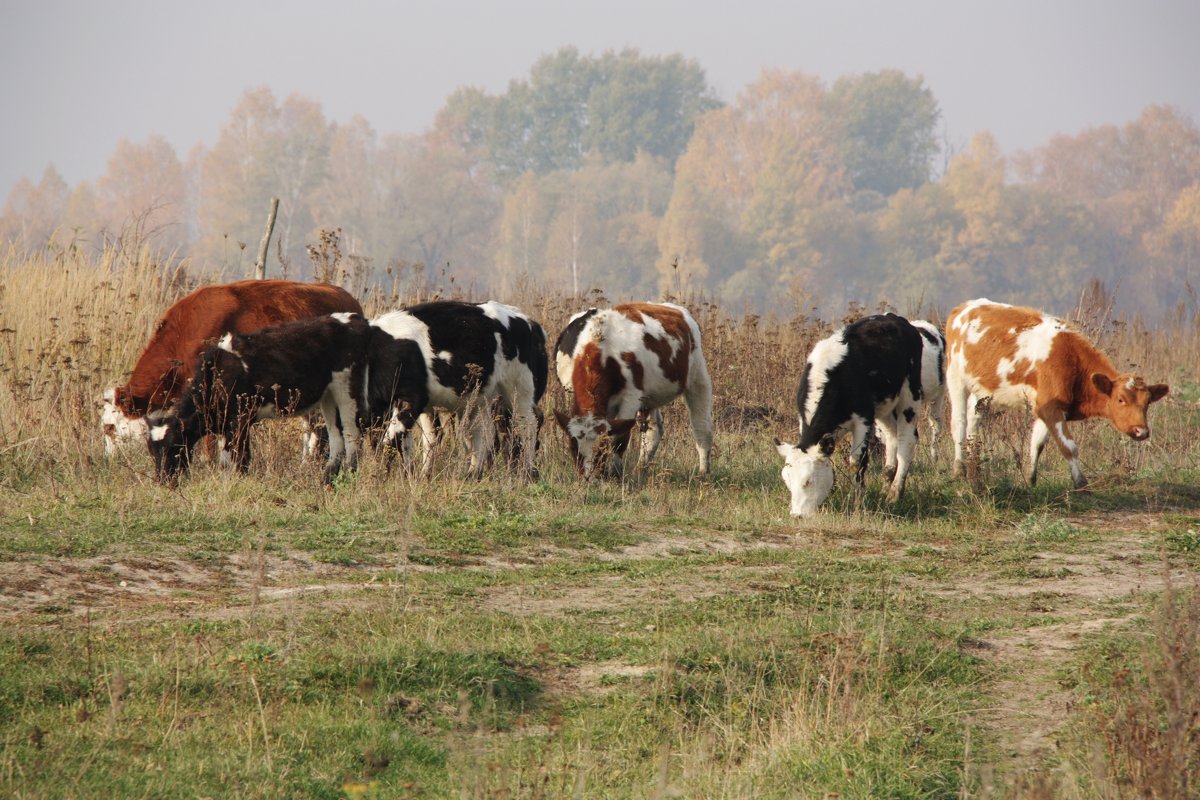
<box><xmin>775</xmin><ymin>439</ymin><xmax>835</xmax><ymax>518</ymax></box>
<box><xmin>554</xmin><ymin>411</ymin><xmax>636</xmax><ymax>478</ymax></box>
<box><xmin>567</xmin><ymin>413</ymin><xmax>608</xmax><ymax>477</ymax></box>
<box><xmin>99</xmin><ymin>388</ymin><xmax>149</xmax><ymax>455</ymax></box>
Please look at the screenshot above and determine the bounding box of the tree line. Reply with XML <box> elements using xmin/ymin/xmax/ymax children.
<box><xmin>3</xmin><ymin>46</ymin><xmax>1199</xmax><ymax>319</ymax></box>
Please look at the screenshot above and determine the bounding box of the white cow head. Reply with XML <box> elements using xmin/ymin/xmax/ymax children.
<box><xmin>554</xmin><ymin>410</ymin><xmax>637</xmax><ymax>478</ymax></box>
<box><xmin>100</xmin><ymin>387</ymin><xmax>149</xmax><ymax>455</ymax></box>
<box><xmin>774</xmin><ymin>436</ymin><xmax>835</xmax><ymax>517</ymax></box>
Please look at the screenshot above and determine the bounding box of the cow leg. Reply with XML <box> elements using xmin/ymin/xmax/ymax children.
<box><xmin>466</xmin><ymin>400</ymin><xmax>496</xmax><ymax>480</ymax></box>
<box><xmin>684</xmin><ymin>359</ymin><xmax>714</xmax><ymax>475</ymax></box>
<box><xmin>888</xmin><ymin>407</ymin><xmax>920</xmax><ymax>502</ymax></box>
<box><xmin>416</xmin><ymin>412</ymin><xmax>439</xmax><ymax>478</ymax></box>
<box><xmin>336</xmin><ymin>402</ymin><xmax>361</xmax><ymax>476</ymax></box>
<box><xmin>926</xmin><ymin>391</ymin><xmax>945</xmax><ymax>464</ymax></box>
<box><xmin>320</xmin><ymin>394</ymin><xmax>346</xmax><ymax>483</ymax></box>
<box><xmin>502</xmin><ymin>375</ymin><xmax>539</xmax><ymax>480</ymax></box>
<box><xmin>213</xmin><ymin>435</ymin><xmax>235</xmax><ymax>469</ymax></box>
<box><xmin>951</xmin><ymin>392</ymin><xmax>984</xmax><ymax>480</ymax></box>
<box><xmin>948</xmin><ymin>365</ymin><xmax>974</xmax><ymax>478</ymax></box>
<box><xmin>847</xmin><ymin>414</ymin><xmax>873</xmax><ymax>487</ymax></box>
<box><xmin>300</xmin><ymin>412</ymin><xmax>329</xmax><ymax>463</ymax></box>
<box><xmin>1035</xmin><ymin>407</ymin><xmax>1087</xmax><ymax>489</ymax></box>
<box><xmin>636</xmin><ymin>409</ymin><xmax>665</xmax><ymax>470</ymax></box>
<box><xmin>878</xmin><ymin>410</ymin><xmax>899</xmax><ymax>482</ymax></box>
<box><xmin>1026</xmin><ymin>417</ymin><xmax>1051</xmax><ymax>487</ymax></box>
<box><xmin>226</xmin><ymin>416</ymin><xmax>253</xmax><ymax>473</ymax></box>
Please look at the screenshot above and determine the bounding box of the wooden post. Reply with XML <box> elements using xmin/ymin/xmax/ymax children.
<box><xmin>254</xmin><ymin>197</ymin><xmax>280</xmax><ymax>279</ymax></box>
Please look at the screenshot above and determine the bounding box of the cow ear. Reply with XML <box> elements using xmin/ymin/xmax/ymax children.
<box><xmin>773</xmin><ymin>437</ymin><xmax>793</xmax><ymax>458</ymax></box>
<box><xmin>553</xmin><ymin>410</ymin><xmax>571</xmax><ymax>431</ymax></box>
<box><xmin>818</xmin><ymin>433</ymin><xmax>836</xmax><ymax>457</ymax></box>
<box><xmin>1091</xmin><ymin>373</ymin><xmax>1114</xmax><ymax>396</ymax></box>
<box><xmin>609</xmin><ymin>418</ymin><xmax>638</xmax><ymax>438</ymax></box>
<box><xmin>1149</xmin><ymin>384</ymin><xmax>1169</xmax><ymax>403</ymax></box>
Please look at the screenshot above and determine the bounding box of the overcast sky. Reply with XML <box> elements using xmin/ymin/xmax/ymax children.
<box><xmin>2</xmin><ymin>0</ymin><xmax>1198</xmax><ymax>199</ymax></box>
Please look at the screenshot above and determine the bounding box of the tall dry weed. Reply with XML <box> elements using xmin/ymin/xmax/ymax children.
<box><xmin>1</xmin><ymin>243</ymin><xmax>1196</xmax><ymax>482</ymax></box>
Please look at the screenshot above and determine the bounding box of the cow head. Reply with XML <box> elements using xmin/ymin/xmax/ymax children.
<box><xmin>146</xmin><ymin>410</ymin><xmax>203</xmax><ymax>486</ymax></box>
<box><xmin>774</xmin><ymin>436</ymin><xmax>836</xmax><ymax>517</ymax></box>
<box><xmin>100</xmin><ymin>387</ymin><xmax>150</xmax><ymax>455</ymax></box>
<box><xmin>113</xmin><ymin>383</ymin><xmax>155</xmax><ymax>416</ymax></box>
<box><xmin>1091</xmin><ymin>374</ymin><xmax>1169</xmax><ymax>441</ymax></box>
<box><xmin>554</xmin><ymin>410</ymin><xmax>637</xmax><ymax>478</ymax></box>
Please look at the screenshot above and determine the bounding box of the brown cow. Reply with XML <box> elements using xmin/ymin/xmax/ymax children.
<box><xmin>102</xmin><ymin>279</ymin><xmax>362</xmax><ymax>453</ymax></box>
<box><xmin>945</xmin><ymin>298</ymin><xmax>1169</xmax><ymax>488</ymax></box>
<box><xmin>552</xmin><ymin>302</ymin><xmax>713</xmax><ymax>477</ymax></box>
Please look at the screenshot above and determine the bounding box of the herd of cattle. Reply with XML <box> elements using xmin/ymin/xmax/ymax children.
<box><xmin>100</xmin><ymin>280</ymin><xmax>1170</xmax><ymax>517</ymax></box>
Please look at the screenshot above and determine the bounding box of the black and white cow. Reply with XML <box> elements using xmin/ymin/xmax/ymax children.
<box><xmin>366</xmin><ymin>300</ymin><xmax>548</xmax><ymax>476</ymax></box>
<box><xmin>147</xmin><ymin>312</ymin><xmax>371</xmax><ymax>485</ymax></box>
<box><xmin>773</xmin><ymin>313</ymin><xmax>931</xmax><ymax>516</ymax></box>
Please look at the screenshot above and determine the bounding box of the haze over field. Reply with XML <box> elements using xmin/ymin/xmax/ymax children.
<box><xmin>3</xmin><ymin>0</ymin><xmax>1200</xmax><ymax>318</ymax></box>
<box><xmin>4</xmin><ymin>0</ymin><xmax>1197</xmax><ymax>198</ymax></box>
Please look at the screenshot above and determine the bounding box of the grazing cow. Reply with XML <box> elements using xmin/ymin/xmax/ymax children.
<box><xmin>553</xmin><ymin>303</ymin><xmax>713</xmax><ymax>478</ymax></box>
<box><xmin>945</xmin><ymin>298</ymin><xmax>1169</xmax><ymax>489</ymax></box>
<box><xmin>147</xmin><ymin>313</ymin><xmax>370</xmax><ymax>485</ymax></box>
<box><xmin>367</xmin><ymin>301</ymin><xmax>548</xmax><ymax>476</ymax></box>
<box><xmin>103</xmin><ymin>279</ymin><xmax>362</xmax><ymax>452</ymax></box>
<box><xmin>774</xmin><ymin>313</ymin><xmax>930</xmax><ymax>517</ymax></box>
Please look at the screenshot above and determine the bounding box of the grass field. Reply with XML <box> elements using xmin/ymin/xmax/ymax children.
<box><xmin>2</xmin><ymin>248</ymin><xmax>1199</xmax><ymax>798</ymax></box>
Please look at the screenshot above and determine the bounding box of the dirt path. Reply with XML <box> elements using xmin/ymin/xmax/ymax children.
<box><xmin>940</xmin><ymin>514</ymin><xmax>1192</xmax><ymax>772</ymax></box>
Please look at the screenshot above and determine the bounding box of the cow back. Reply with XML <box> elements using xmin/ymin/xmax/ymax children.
<box><xmin>120</xmin><ymin>280</ymin><xmax>362</xmax><ymax>414</ymax></box>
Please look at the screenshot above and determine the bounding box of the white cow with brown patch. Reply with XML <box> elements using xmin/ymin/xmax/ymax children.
<box><xmin>945</xmin><ymin>298</ymin><xmax>1169</xmax><ymax>489</ymax></box>
<box><xmin>553</xmin><ymin>303</ymin><xmax>713</xmax><ymax>477</ymax></box>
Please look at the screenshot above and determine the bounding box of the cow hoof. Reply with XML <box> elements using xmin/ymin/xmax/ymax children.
<box><xmin>883</xmin><ymin>465</ymin><xmax>897</xmax><ymax>482</ymax></box>
<box><xmin>951</xmin><ymin>460</ymin><xmax>965</xmax><ymax>479</ymax></box>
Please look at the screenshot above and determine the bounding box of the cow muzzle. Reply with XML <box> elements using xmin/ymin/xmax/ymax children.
<box><xmin>1129</xmin><ymin>426</ymin><xmax>1150</xmax><ymax>441</ymax></box>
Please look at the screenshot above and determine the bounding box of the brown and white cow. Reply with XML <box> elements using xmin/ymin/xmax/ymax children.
<box><xmin>553</xmin><ymin>303</ymin><xmax>713</xmax><ymax>477</ymax></box>
<box><xmin>945</xmin><ymin>298</ymin><xmax>1169</xmax><ymax>489</ymax></box>
<box><xmin>103</xmin><ymin>279</ymin><xmax>362</xmax><ymax>453</ymax></box>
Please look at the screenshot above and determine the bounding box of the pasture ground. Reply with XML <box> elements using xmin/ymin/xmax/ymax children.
<box><xmin>2</xmin><ymin>251</ymin><xmax>1199</xmax><ymax>797</ymax></box>
<box><xmin>2</xmin><ymin>423</ymin><xmax>1199</xmax><ymax>799</ymax></box>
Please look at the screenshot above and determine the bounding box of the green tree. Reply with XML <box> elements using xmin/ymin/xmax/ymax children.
<box><xmin>451</xmin><ymin>47</ymin><xmax>718</xmax><ymax>183</ymax></box>
<box><xmin>832</xmin><ymin>70</ymin><xmax>940</xmax><ymax>197</ymax></box>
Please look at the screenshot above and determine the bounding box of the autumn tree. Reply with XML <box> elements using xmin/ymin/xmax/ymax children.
<box><xmin>492</xmin><ymin>153</ymin><xmax>671</xmax><ymax>297</ymax></box>
<box><xmin>658</xmin><ymin>70</ymin><xmax>851</xmax><ymax>310</ymax></box>
<box><xmin>0</xmin><ymin>165</ymin><xmax>69</xmax><ymax>251</ymax></box>
<box><xmin>311</xmin><ymin>115</ymin><xmax>386</xmax><ymax>258</ymax></box>
<box><xmin>371</xmin><ymin>127</ymin><xmax>500</xmax><ymax>289</ymax></box>
<box><xmin>1013</xmin><ymin>105</ymin><xmax>1200</xmax><ymax>314</ymax></box>
<box><xmin>197</xmin><ymin>88</ymin><xmax>331</xmax><ymax>275</ymax></box>
<box><xmin>94</xmin><ymin>135</ymin><xmax>187</xmax><ymax>253</ymax></box>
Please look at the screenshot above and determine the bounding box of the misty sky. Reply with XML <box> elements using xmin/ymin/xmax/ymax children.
<box><xmin>2</xmin><ymin>0</ymin><xmax>1198</xmax><ymax>199</ymax></box>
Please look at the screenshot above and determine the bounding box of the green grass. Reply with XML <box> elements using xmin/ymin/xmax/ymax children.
<box><xmin>3</xmin><ymin>421</ymin><xmax>1200</xmax><ymax>797</ymax></box>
